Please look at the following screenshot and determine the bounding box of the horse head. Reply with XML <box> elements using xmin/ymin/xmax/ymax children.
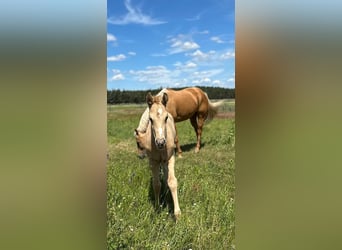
<box><xmin>146</xmin><ymin>92</ymin><xmax>169</xmax><ymax>150</ymax></box>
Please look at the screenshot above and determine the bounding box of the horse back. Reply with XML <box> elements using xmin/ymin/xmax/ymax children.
<box><xmin>165</xmin><ymin>87</ymin><xmax>209</xmax><ymax>121</ymax></box>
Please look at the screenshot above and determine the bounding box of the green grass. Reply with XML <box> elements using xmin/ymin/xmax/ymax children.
<box><xmin>107</xmin><ymin>101</ymin><xmax>235</xmax><ymax>249</ymax></box>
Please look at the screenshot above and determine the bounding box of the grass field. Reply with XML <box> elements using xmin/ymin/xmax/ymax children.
<box><xmin>107</xmin><ymin>100</ymin><xmax>235</xmax><ymax>249</ymax></box>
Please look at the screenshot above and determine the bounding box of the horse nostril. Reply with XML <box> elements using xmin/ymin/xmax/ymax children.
<box><xmin>155</xmin><ymin>138</ymin><xmax>166</xmax><ymax>148</ymax></box>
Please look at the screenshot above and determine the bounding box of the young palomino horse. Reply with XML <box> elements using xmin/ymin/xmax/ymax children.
<box><xmin>135</xmin><ymin>92</ymin><xmax>181</xmax><ymax>220</ymax></box>
<box><xmin>137</xmin><ymin>87</ymin><xmax>223</xmax><ymax>157</ymax></box>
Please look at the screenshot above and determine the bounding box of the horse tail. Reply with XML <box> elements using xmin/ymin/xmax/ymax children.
<box><xmin>205</xmin><ymin>93</ymin><xmax>224</xmax><ymax>122</ymax></box>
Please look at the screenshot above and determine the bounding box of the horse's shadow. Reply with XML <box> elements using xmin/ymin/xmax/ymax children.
<box><xmin>179</xmin><ymin>142</ymin><xmax>205</xmax><ymax>152</ymax></box>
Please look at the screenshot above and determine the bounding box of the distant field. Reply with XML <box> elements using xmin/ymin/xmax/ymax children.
<box><xmin>107</xmin><ymin>99</ymin><xmax>235</xmax><ymax>249</ymax></box>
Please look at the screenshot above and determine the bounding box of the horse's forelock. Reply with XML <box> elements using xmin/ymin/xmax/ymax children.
<box><xmin>153</xmin><ymin>95</ymin><xmax>162</xmax><ymax>104</ymax></box>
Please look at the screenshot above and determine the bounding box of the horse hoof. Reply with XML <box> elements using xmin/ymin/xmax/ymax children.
<box><xmin>178</xmin><ymin>154</ymin><xmax>183</xmax><ymax>158</ymax></box>
<box><xmin>174</xmin><ymin>211</ymin><xmax>181</xmax><ymax>221</ymax></box>
<box><xmin>194</xmin><ymin>148</ymin><xmax>200</xmax><ymax>153</ymax></box>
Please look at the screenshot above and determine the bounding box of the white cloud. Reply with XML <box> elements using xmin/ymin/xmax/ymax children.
<box><xmin>111</xmin><ymin>73</ymin><xmax>125</xmax><ymax>81</ymax></box>
<box><xmin>185</xmin><ymin>62</ymin><xmax>197</xmax><ymax>68</ymax></box>
<box><xmin>189</xmin><ymin>49</ymin><xmax>235</xmax><ymax>63</ymax></box>
<box><xmin>107</xmin><ymin>54</ymin><xmax>126</xmax><ymax>62</ymax></box>
<box><xmin>107</xmin><ymin>33</ymin><xmax>117</xmax><ymax>42</ymax></box>
<box><xmin>189</xmin><ymin>49</ymin><xmax>209</xmax><ymax>61</ymax></box>
<box><xmin>174</xmin><ymin>61</ymin><xmax>197</xmax><ymax>69</ymax></box>
<box><xmin>192</xmin><ymin>77</ymin><xmax>211</xmax><ymax>85</ymax></box>
<box><xmin>211</xmin><ymin>36</ymin><xmax>224</xmax><ymax>43</ymax></box>
<box><xmin>202</xmin><ymin>77</ymin><xmax>211</xmax><ymax>83</ymax></box>
<box><xmin>112</xmin><ymin>69</ymin><xmax>121</xmax><ymax>74</ymax></box>
<box><xmin>212</xmin><ymin>79</ymin><xmax>226</xmax><ymax>87</ymax></box>
<box><xmin>220</xmin><ymin>51</ymin><xmax>235</xmax><ymax>60</ymax></box>
<box><xmin>170</xmin><ymin>41</ymin><xmax>199</xmax><ymax>54</ymax></box>
<box><xmin>129</xmin><ymin>65</ymin><xmax>172</xmax><ymax>85</ymax></box>
<box><xmin>128</xmin><ymin>51</ymin><xmax>136</xmax><ymax>56</ymax></box>
<box><xmin>168</xmin><ymin>35</ymin><xmax>200</xmax><ymax>54</ymax></box>
<box><xmin>107</xmin><ymin>0</ymin><xmax>166</xmax><ymax>25</ymax></box>
<box><xmin>183</xmin><ymin>41</ymin><xmax>199</xmax><ymax>50</ymax></box>
<box><xmin>192</xmin><ymin>69</ymin><xmax>224</xmax><ymax>79</ymax></box>
<box><xmin>172</xmin><ymin>78</ymin><xmax>188</xmax><ymax>88</ymax></box>
<box><xmin>191</xmin><ymin>50</ymin><xmax>204</xmax><ymax>57</ymax></box>
<box><xmin>107</xmin><ymin>34</ymin><xmax>116</xmax><ymax>42</ymax></box>
<box><xmin>191</xmin><ymin>77</ymin><xmax>230</xmax><ymax>87</ymax></box>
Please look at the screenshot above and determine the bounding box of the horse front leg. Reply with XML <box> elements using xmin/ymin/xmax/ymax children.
<box><xmin>150</xmin><ymin>159</ymin><xmax>161</xmax><ymax>211</ymax></box>
<box><xmin>165</xmin><ymin>154</ymin><xmax>181</xmax><ymax>220</ymax></box>
<box><xmin>174</xmin><ymin>124</ymin><xmax>183</xmax><ymax>158</ymax></box>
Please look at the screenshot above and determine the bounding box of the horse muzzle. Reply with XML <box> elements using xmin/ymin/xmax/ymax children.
<box><xmin>155</xmin><ymin>138</ymin><xmax>166</xmax><ymax>149</ymax></box>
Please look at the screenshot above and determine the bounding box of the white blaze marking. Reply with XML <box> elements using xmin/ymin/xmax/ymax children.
<box><xmin>157</xmin><ymin>108</ymin><xmax>163</xmax><ymax>116</ymax></box>
<box><xmin>158</xmin><ymin>127</ymin><xmax>163</xmax><ymax>137</ymax></box>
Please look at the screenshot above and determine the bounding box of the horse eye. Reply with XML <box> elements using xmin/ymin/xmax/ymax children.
<box><xmin>165</xmin><ymin>116</ymin><xmax>168</xmax><ymax>121</ymax></box>
<box><xmin>149</xmin><ymin>118</ymin><xmax>153</xmax><ymax>124</ymax></box>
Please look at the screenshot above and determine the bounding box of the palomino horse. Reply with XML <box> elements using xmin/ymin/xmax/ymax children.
<box><xmin>134</xmin><ymin>92</ymin><xmax>181</xmax><ymax>220</ymax></box>
<box><xmin>137</xmin><ymin>87</ymin><xmax>223</xmax><ymax>157</ymax></box>
<box><xmin>165</xmin><ymin>87</ymin><xmax>223</xmax><ymax>155</ymax></box>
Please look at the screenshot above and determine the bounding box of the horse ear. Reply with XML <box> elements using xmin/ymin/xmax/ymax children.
<box><xmin>162</xmin><ymin>93</ymin><xmax>168</xmax><ymax>106</ymax></box>
<box><xmin>146</xmin><ymin>92</ymin><xmax>153</xmax><ymax>107</ymax></box>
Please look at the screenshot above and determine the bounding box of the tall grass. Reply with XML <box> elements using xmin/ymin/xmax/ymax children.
<box><xmin>107</xmin><ymin>101</ymin><xmax>235</xmax><ymax>249</ymax></box>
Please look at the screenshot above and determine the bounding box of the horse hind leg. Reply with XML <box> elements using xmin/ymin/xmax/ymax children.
<box><xmin>174</xmin><ymin>124</ymin><xmax>183</xmax><ymax>158</ymax></box>
<box><xmin>196</xmin><ymin>114</ymin><xmax>206</xmax><ymax>153</ymax></box>
<box><xmin>190</xmin><ymin>115</ymin><xmax>202</xmax><ymax>153</ymax></box>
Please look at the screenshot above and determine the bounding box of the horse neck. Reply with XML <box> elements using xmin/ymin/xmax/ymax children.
<box><xmin>137</xmin><ymin>123</ymin><xmax>152</xmax><ymax>151</ymax></box>
<box><xmin>165</xmin><ymin>114</ymin><xmax>176</xmax><ymax>149</ymax></box>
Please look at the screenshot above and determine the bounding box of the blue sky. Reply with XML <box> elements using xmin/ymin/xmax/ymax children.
<box><xmin>107</xmin><ymin>0</ymin><xmax>235</xmax><ymax>90</ymax></box>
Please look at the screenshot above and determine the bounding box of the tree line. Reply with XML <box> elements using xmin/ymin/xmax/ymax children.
<box><xmin>107</xmin><ymin>86</ymin><xmax>235</xmax><ymax>104</ymax></box>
